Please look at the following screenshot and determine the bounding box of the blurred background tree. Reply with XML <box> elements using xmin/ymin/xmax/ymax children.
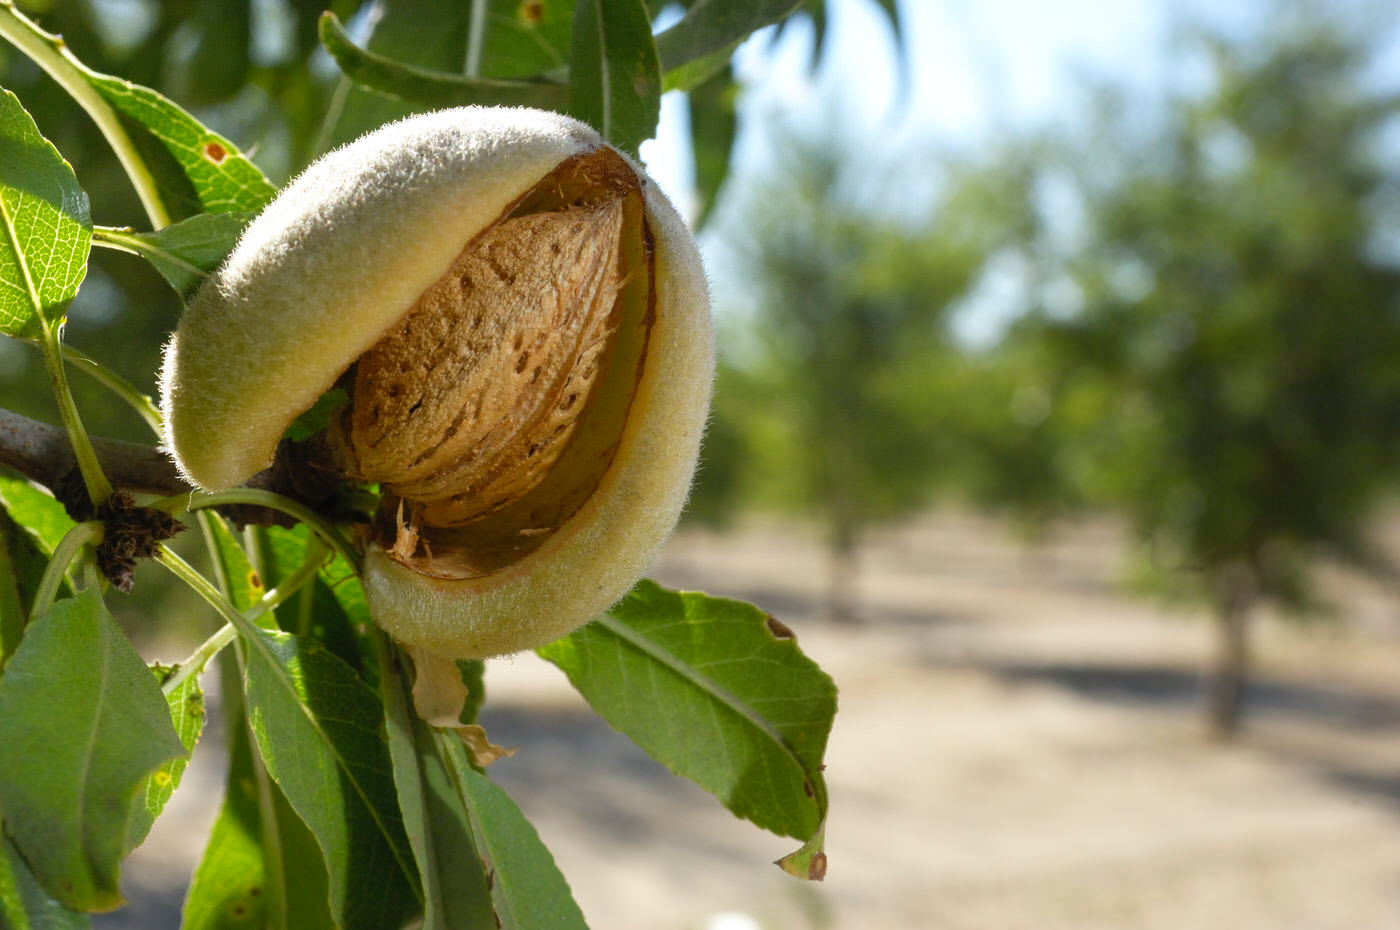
<box><xmin>695</xmin><ymin>132</ymin><xmax>1035</xmax><ymax>621</ymax></box>
<box><xmin>1021</xmin><ymin>19</ymin><xmax>1400</xmax><ymax>735</ymax></box>
<box><xmin>3</xmin><ymin>0</ymin><xmax>1397</xmax><ymax>738</ymax></box>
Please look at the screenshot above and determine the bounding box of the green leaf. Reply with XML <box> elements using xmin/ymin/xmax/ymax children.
<box><xmin>0</xmin><ymin>477</ymin><xmax>76</xmax><ymax>554</ymax></box>
<box><xmin>0</xmin><ymin>87</ymin><xmax>91</xmax><ymax>339</ymax></box>
<box><xmin>239</xmin><ymin>622</ymin><xmax>419</xmax><ymax>929</ymax></box>
<box><xmin>282</xmin><ymin>387</ymin><xmax>348</xmax><ymax>443</ymax></box>
<box><xmin>661</xmin><ymin>43</ymin><xmax>731</xmax><ymax>93</ymax></box>
<box><xmin>0</xmin><ymin>3</ymin><xmax>272</xmax><ymax>225</ymax></box>
<box><xmin>0</xmin><ymin>5</ymin><xmax>273</xmax><ymax>223</ymax></box>
<box><xmin>0</xmin><ymin>588</ymin><xmax>185</xmax><ymax>911</ymax></box>
<box><xmin>383</xmin><ymin>646</ymin><xmax>496</xmax><ymax>930</ymax></box>
<box><xmin>318</xmin><ymin>13</ymin><xmax>569</xmax><ymax>111</ymax></box>
<box><xmin>0</xmin><ymin>481</ymin><xmax>74</xmax><ymax>654</ymax></box>
<box><xmin>458</xmin><ymin>659</ymin><xmax>486</xmax><ymax>725</ymax></box>
<box><xmin>775</xmin><ymin>818</ymin><xmax>828</xmax><ymax>881</ymax></box>
<box><xmin>180</xmin><ymin>736</ymin><xmax>269</xmax><ymax>930</ymax></box>
<box><xmin>443</xmin><ymin>741</ymin><xmax>589</xmax><ymax>930</ymax></box>
<box><xmin>322</xmin><ymin>0</ymin><xmax>572</xmax><ymax>148</ymax></box>
<box><xmin>0</xmin><ymin>832</ymin><xmax>91</xmax><ymax>929</ymax></box>
<box><xmin>259</xmin><ymin>525</ymin><xmax>368</xmax><ymax>674</ymax></box>
<box><xmin>687</xmin><ymin>64</ymin><xmax>737</xmax><ymax>227</ymax></box>
<box><xmin>97</xmin><ymin>213</ymin><xmax>252</xmax><ymax>301</ymax></box>
<box><xmin>655</xmin><ymin>0</ymin><xmax>803</xmax><ymax>76</ymax></box>
<box><xmin>537</xmin><ymin>581</ymin><xmax>835</xmax><ymax>870</ymax></box>
<box><xmin>84</xmin><ymin>74</ymin><xmax>275</xmax><ymax>221</ymax></box>
<box><xmin>204</xmin><ymin>515</ymin><xmax>266</xmax><ymax>614</ymax></box>
<box><xmin>568</xmin><ymin>0</ymin><xmax>662</xmax><ymax>157</ymax></box>
<box><xmin>124</xmin><ymin>665</ymin><xmax>206</xmax><ymax>852</ymax></box>
<box><xmin>182</xmin><ymin>712</ymin><xmax>334</xmax><ymax>930</ymax></box>
<box><xmin>0</xmin><ymin>503</ymin><xmax>47</xmax><ymax>663</ymax></box>
<box><xmin>471</xmin><ymin>0</ymin><xmax>574</xmax><ymax>80</ymax></box>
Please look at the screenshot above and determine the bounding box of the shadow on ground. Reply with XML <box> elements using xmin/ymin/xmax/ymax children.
<box><xmin>968</xmin><ymin>659</ymin><xmax>1400</xmax><ymax>732</ymax></box>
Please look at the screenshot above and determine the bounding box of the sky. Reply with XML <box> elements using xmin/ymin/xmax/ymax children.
<box><xmin>639</xmin><ymin>0</ymin><xmax>1400</xmax><ymax>344</ymax></box>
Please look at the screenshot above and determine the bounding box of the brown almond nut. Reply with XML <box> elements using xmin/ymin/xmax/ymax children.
<box><xmin>159</xmin><ymin>107</ymin><xmax>714</xmax><ymax>660</ymax></box>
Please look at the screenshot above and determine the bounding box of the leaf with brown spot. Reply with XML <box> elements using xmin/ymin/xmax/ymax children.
<box><xmin>766</xmin><ymin>615</ymin><xmax>795</xmax><ymax>641</ymax></box>
<box><xmin>539</xmin><ymin>580</ymin><xmax>836</xmax><ymax>879</ymax></box>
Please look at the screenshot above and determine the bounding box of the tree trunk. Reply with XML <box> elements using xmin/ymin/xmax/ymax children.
<box><xmin>1206</xmin><ymin>562</ymin><xmax>1257</xmax><ymax>739</ymax></box>
<box><xmin>825</xmin><ymin>522</ymin><xmax>860</xmax><ymax>624</ymax></box>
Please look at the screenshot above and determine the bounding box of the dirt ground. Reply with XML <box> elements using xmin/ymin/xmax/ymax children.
<box><xmin>101</xmin><ymin>511</ymin><xmax>1400</xmax><ymax>930</ymax></box>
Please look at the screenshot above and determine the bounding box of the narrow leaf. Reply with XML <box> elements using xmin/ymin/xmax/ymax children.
<box><xmin>444</xmin><ymin>742</ymin><xmax>590</xmax><ymax>930</ymax></box>
<box><xmin>459</xmin><ymin>659</ymin><xmax>486</xmax><ymax>725</ymax></box>
<box><xmin>259</xmin><ymin>525</ymin><xmax>368</xmax><ymax>673</ymax></box>
<box><xmin>383</xmin><ymin>644</ymin><xmax>496</xmax><ymax>930</ymax></box>
<box><xmin>0</xmin><ymin>503</ymin><xmax>47</xmax><ymax>662</ymax></box>
<box><xmin>655</xmin><ymin>0</ymin><xmax>804</xmax><ymax>76</ymax></box>
<box><xmin>537</xmin><ymin>581</ymin><xmax>835</xmax><ymax>873</ymax></box>
<box><xmin>319</xmin><ymin>13</ymin><xmax>569</xmax><ymax>111</ymax></box>
<box><xmin>182</xmin><ymin>714</ymin><xmax>335</xmax><ymax>930</ymax></box>
<box><xmin>98</xmin><ymin>213</ymin><xmax>252</xmax><ymax>300</ymax></box>
<box><xmin>0</xmin><ymin>832</ymin><xmax>91</xmax><ymax>929</ymax></box>
<box><xmin>687</xmin><ymin>65</ymin><xmax>737</xmax><ymax>227</ymax></box>
<box><xmin>124</xmin><ymin>665</ymin><xmax>206</xmax><ymax>851</ymax></box>
<box><xmin>181</xmin><ymin>726</ymin><xmax>265</xmax><ymax>930</ymax></box>
<box><xmin>0</xmin><ymin>87</ymin><xmax>90</xmax><ymax>338</ymax></box>
<box><xmin>204</xmin><ymin>518</ymin><xmax>267</xmax><ymax>613</ymax></box>
<box><xmin>0</xmin><ymin>588</ymin><xmax>185</xmax><ymax>911</ymax></box>
<box><xmin>662</xmin><ymin>43</ymin><xmax>732</xmax><ymax>93</ymax></box>
<box><xmin>568</xmin><ymin>0</ymin><xmax>662</xmax><ymax>156</ymax></box>
<box><xmin>239</xmin><ymin>622</ymin><xmax>419</xmax><ymax>929</ymax></box>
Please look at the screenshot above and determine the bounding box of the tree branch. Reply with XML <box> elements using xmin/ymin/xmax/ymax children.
<box><xmin>0</xmin><ymin>406</ymin><xmax>185</xmax><ymax>496</ymax></box>
<box><xmin>0</xmin><ymin>408</ymin><xmax>347</xmax><ymax>525</ymax></box>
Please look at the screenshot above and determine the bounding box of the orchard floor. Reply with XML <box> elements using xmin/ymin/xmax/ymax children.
<box><xmin>102</xmin><ymin>511</ymin><xmax>1400</xmax><ymax>930</ymax></box>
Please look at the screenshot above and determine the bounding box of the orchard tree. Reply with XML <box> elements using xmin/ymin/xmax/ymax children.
<box><xmin>709</xmin><ymin>133</ymin><xmax>1035</xmax><ymax>621</ymax></box>
<box><xmin>0</xmin><ymin>3</ymin><xmax>859</xmax><ymax>928</ymax></box>
<box><xmin>1042</xmin><ymin>20</ymin><xmax>1400</xmax><ymax>735</ymax></box>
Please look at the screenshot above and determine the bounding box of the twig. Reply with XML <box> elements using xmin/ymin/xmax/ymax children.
<box><xmin>0</xmin><ymin>406</ymin><xmax>184</xmax><ymax>497</ymax></box>
<box><xmin>0</xmin><ymin>407</ymin><xmax>347</xmax><ymax>527</ymax></box>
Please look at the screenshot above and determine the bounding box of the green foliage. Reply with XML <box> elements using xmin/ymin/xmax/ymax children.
<box><xmin>0</xmin><ymin>834</ymin><xmax>91</xmax><ymax>930</ymax></box>
<box><xmin>949</xmin><ymin>338</ymin><xmax>1110</xmax><ymax>542</ymax></box>
<box><xmin>180</xmin><ymin>729</ymin><xmax>270</xmax><ymax>930</ymax></box>
<box><xmin>99</xmin><ymin>212</ymin><xmax>253</xmax><ymax>301</ymax></box>
<box><xmin>1041</xmin><ymin>22</ymin><xmax>1400</xmax><ymax>605</ymax></box>
<box><xmin>181</xmin><ymin>715</ymin><xmax>333</xmax><ymax>930</ymax></box>
<box><xmin>0</xmin><ymin>1</ymin><xmax>840</xmax><ymax>926</ymax></box>
<box><xmin>317</xmin><ymin>13</ymin><xmax>570</xmax><ymax>112</ymax></box>
<box><xmin>539</xmin><ymin>581</ymin><xmax>835</xmax><ymax>848</ymax></box>
<box><xmin>0</xmin><ymin>502</ymin><xmax>47</xmax><ymax>659</ymax></box>
<box><xmin>0</xmin><ymin>476</ymin><xmax>74</xmax><ymax>553</ymax></box>
<box><xmin>686</xmin><ymin>63</ymin><xmax>737</xmax><ymax>228</ymax></box>
<box><xmin>699</xmin><ymin>132</ymin><xmax>1026</xmax><ymax>561</ymax></box>
<box><xmin>238</xmin><ymin>623</ymin><xmax>419</xmax><ymax>929</ymax></box>
<box><xmin>655</xmin><ymin>0</ymin><xmax>803</xmax><ymax>80</ymax></box>
<box><xmin>382</xmin><ymin>653</ymin><xmax>497</xmax><ymax>930</ymax></box>
<box><xmin>0</xmin><ymin>588</ymin><xmax>184</xmax><ymax>912</ymax></box>
<box><xmin>125</xmin><ymin>667</ymin><xmax>206</xmax><ymax>852</ymax></box>
<box><xmin>449</xmin><ymin>755</ymin><xmax>591</xmax><ymax>930</ymax></box>
<box><xmin>0</xmin><ymin>87</ymin><xmax>90</xmax><ymax>338</ymax></box>
<box><xmin>568</xmin><ymin>0</ymin><xmax>661</xmax><ymax>157</ymax></box>
<box><xmin>282</xmin><ymin>388</ymin><xmax>349</xmax><ymax>443</ymax></box>
<box><xmin>82</xmin><ymin>74</ymin><xmax>276</xmax><ymax>220</ymax></box>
